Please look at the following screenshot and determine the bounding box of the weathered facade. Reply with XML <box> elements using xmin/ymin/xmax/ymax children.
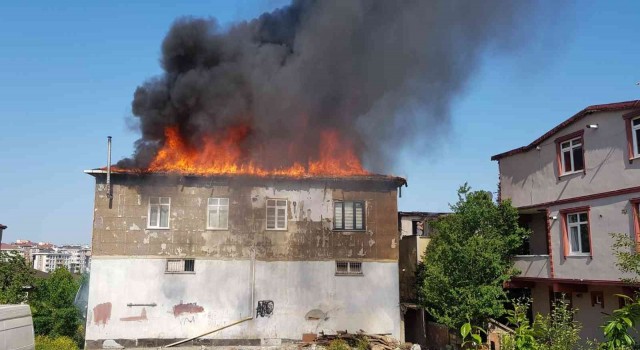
<box><xmin>492</xmin><ymin>100</ymin><xmax>640</xmax><ymax>340</ymax></box>
<box><xmin>84</xmin><ymin>170</ymin><xmax>406</xmax><ymax>348</ymax></box>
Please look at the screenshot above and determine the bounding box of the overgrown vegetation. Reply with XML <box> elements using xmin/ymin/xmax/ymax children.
<box><xmin>501</xmin><ymin>298</ymin><xmax>581</xmax><ymax>350</ymax></box>
<box><xmin>35</xmin><ymin>335</ymin><xmax>79</xmax><ymax>350</ymax></box>
<box><xmin>31</xmin><ymin>267</ymin><xmax>83</xmax><ymax>346</ymax></box>
<box><xmin>416</xmin><ymin>184</ymin><xmax>529</xmax><ymax>329</ymax></box>
<box><xmin>327</xmin><ymin>338</ymin><xmax>350</xmax><ymax>350</ymax></box>
<box><xmin>611</xmin><ymin>233</ymin><xmax>640</xmax><ymax>283</ymax></box>
<box><xmin>0</xmin><ymin>251</ymin><xmax>34</xmax><ymax>303</ymax></box>
<box><xmin>0</xmin><ymin>253</ymin><xmax>84</xmax><ymax>348</ymax></box>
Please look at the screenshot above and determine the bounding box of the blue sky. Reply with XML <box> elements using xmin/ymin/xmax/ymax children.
<box><xmin>0</xmin><ymin>1</ymin><xmax>639</xmax><ymax>244</ymax></box>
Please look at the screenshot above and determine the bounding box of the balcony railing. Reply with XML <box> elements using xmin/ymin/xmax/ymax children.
<box><xmin>512</xmin><ymin>255</ymin><xmax>550</xmax><ymax>279</ymax></box>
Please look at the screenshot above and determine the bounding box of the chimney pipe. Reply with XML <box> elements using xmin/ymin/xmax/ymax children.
<box><xmin>107</xmin><ymin>136</ymin><xmax>113</xmax><ymax>200</ymax></box>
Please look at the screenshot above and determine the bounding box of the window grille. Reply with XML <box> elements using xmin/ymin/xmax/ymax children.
<box><xmin>166</xmin><ymin>259</ymin><xmax>195</xmax><ymax>273</ymax></box>
<box><xmin>335</xmin><ymin>261</ymin><xmax>363</xmax><ymax>276</ymax></box>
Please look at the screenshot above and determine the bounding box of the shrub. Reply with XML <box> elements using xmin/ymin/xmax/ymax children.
<box><xmin>327</xmin><ymin>338</ymin><xmax>351</xmax><ymax>350</ymax></box>
<box><xmin>35</xmin><ymin>335</ymin><xmax>79</xmax><ymax>350</ymax></box>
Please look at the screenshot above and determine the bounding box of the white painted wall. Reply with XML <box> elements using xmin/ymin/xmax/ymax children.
<box><xmin>85</xmin><ymin>258</ymin><xmax>400</xmax><ymax>343</ymax></box>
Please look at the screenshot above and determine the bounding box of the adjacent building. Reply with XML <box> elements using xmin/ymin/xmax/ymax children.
<box><xmin>492</xmin><ymin>100</ymin><xmax>640</xmax><ymax>340</ymax></box>
<box><xmin>397</xmin><ymin>211</ymin><xmax>447</xmax><ymax>347</ymax></box>
<box><xmin>84</xmin><ymin>169</ymin><xmax>406</xmax><ymax>349</ymax></box>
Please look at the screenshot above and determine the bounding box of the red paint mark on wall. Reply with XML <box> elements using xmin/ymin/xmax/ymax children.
<box><xmin>93</xmin><ymin>302</ymin><xmax>112</xmax><ymax>325</ymax></box>
<box><xmin>120</xmin><ymin>308</ymin><xmax>147</xmax><ymax>322</ymax></box>
<box><xmin>173</xmin><ymin>301</ymin><xmax>204</xmax><ymax>317</ymax></box>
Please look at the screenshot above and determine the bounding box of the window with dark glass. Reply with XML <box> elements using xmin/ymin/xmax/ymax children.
<box><xmin>567</xmin><ymin>212</ymin><xmax>590</xmax><ymax>254</ymax></box>
<box><xmin>334</xmin><ymin>201</ymin><xmax>365</xmax><ymax>230</ymax></box>
<box><xmin>560</xmin><ymin>137</ymin><xmax>584</xmax><ymax>174</ymax></box>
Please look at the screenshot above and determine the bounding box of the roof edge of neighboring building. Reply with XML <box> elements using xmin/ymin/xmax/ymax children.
<box><xmin>84</xmin><ymin>168</ymin><xmax>408</xmax><ymax>188</ymax></box>
<box><xmin>491</xmin><ymin>100</ymin><xmax>640</xmax><ymax>161</ymax></box>
<box><xmin>398</xmin><ymin>211</ymin><xmax>449</xmax><ymax>217</ymax></box>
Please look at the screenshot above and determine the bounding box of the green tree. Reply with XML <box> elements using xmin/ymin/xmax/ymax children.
<box><xmin>0</xmin><ymin>251</ymin><xmax>34</xmax><ymax>304</ymax></box>
<box><xmin>30</xmin><ymin>267</ymin><xmax>81</xmax><ymax>341</ymax></box>
<box><xmin>416</xmin><ymin>184</ymin><xmax>528</xmax><ymax>328</ymax></box>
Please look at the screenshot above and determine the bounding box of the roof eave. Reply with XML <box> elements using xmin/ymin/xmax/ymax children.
<box><xmin>491</xmin><ymin>100</ymin><xmax>640</xmax><ymax>161</ymax></box>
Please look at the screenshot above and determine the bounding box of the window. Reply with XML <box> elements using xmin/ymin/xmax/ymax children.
<box><xmin>633</xmin><ymin>117</ymin><xmax>640</xmax><ymax>158</ymax></box>
<box><xmin>148</xmin><ymin>197</ymin><xmax>170</xmax><ymax>229</ymax></box>
<box><xmin>560</xmin><ymin>137</ymin><xmax>584</xmax><ymax>174</ymax></box>
<box><xmin>166</xmin><ymin>259</ymin><xmax>195</xmax><ymax>273</ymax></box>
<box><xmin>334</xmin><ymin>201</ymin><xmax>365</xmax><ymax>230</ymax></box>
<box><xmin>567</xmin><ymin>212</ymin><xmax>590</xmax><ymax>254</ymax></box>
<box><xmin>561</xmin><ymin>207</ymin><xmax>591</xmax><ymax>257</ymax></box>
<box><xmin>632</xmin><ymin>199</ymin><xmax>640</xmax><ymax>251</ymax></box>
<box><xmin>591</xmin><ymin>291</ymin><xmax>604</xmax><ymax>308</ymax></box>
<box><xmin>207</xmin><ymin>198</ymin><xmax>229</xmax><ymax>230</ymax></box>
<box><xmin>412</xmin><ymin>220</ymin><xmax>424</xmax><ymax>235</ymax></box>
<box><xmin>266</xmin><ymin>199</ymin><xmax>287</xmax><ymax>230</ymax></box>
<box><xmin>335</xmin><ymin>261</ymin><xmax>363</xmax><ymax>276</ymax></box>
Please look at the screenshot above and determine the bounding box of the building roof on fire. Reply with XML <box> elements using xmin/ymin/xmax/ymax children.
<box><xmin>491</xmin><ymin>100</ymin><xmax>640</xmax><ymax>161</ymax></box>
<box><xmin>84</xmin><ymin>168</ymin><xmax>408</xmax><ymax>188</ymax></box>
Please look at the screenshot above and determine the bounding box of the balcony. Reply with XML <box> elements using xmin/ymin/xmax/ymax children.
<box><xmin>512</xmin><ymin>255</ymin><xmax>550</xmax><ymax>279</ymax></box>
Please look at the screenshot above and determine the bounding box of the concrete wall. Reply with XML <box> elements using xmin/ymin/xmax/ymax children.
<box><xmin>499</xmin><ymin>110</ymin><xmax>640</xmax><ymax>208</ymax></box>
<box><xmin>85</xmin><ymin>259</ymin><xmax>400</xmax><ymax>347</ymax></box>
<box><xmin>512</xmin><ymin>255</ymin><xmax>550</xmax><ymax>279</ymax></box>
<box><xmin>548</xmin><ymin>193</ymin><xmax>639</xmax><ymax>281</ymax></box>
<box><xmin>92</xmin><ymin>175</ymin><xmax>399</xmax><ymax>261</ymax></box>
<box><xmin>86</xmin><ymin>174</ymin><xmax>402</xmax><ymax>347</ymax></box>
<box><xmin>399</xmin><ymin>235</ymin><xmax>430</xmax><ymax>302</ymax></box>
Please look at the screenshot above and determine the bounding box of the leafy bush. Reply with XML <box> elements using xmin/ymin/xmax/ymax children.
<box><xmin>30</xmin><ymin>267</ymin><xmax>81</xmax><ymax>342</ymax></box>
<box><xmin>35</xmin><ymin>335</ymin><xmax>79</xmax><ymax>350</ymax></box>
<box><xmin>501</xmin><ymin>297</ymin><xmax>581</xmax><ymax>350</ymax></box>
<box><xmin>327</xmin><ymin>338</ymin><xmax>350</xmax><ymax>350</ymax></box>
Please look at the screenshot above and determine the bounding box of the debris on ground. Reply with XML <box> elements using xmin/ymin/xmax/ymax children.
<box><xmin>301</xmin><ymin>330</ymin><xmax>411</xmax><ymax>350</ymax></box>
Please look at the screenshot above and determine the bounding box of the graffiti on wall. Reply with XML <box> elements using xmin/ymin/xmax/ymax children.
<box><xmin>256</xmin><ymin>300</ymin><xmax>274</xmax><ymax>318</ymax></box>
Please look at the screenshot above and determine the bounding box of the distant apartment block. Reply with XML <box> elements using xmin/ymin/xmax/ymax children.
<box><xmin>492</xmin><ymin>100</ymin><xmax>640</xmax><ymax>340</ymax></box>
<box><xmin>3</xmin><ymin>239</ymin><xmax>91</xmax><ymax>274</ymax></box>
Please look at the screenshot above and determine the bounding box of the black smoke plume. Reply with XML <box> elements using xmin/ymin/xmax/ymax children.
<box><xmin>120</xmin><ymin>0</ymin><xmax>539</xmax><ymax>172</ymax></box>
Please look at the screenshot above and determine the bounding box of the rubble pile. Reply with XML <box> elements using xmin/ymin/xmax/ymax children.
<box><xmin>302</xmin><ymin>330</ymin><xmax>406</xmax><ymax>350</ymax></box>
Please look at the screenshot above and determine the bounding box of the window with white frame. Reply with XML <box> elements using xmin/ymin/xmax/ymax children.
<box><xmin>567</xmin><ymin>212</ymin><xmax>590</xmax><ymax>254</ymax></box>
<box><xmin>166</xmin><ymin>259</ymin><xmax>195</xmax><ymax>273</ymax></box>
<box><xmin>560</xmin><ymin>137</ymin><xmax>584</xmax><ymax>174</ymax></box>
<box><xmin>335</xmin><ymin>261</ymin><xmax>363</xmax><ymax>276</ymax></box>
<box><xmin>266</xmin><ymin>199</ymin><xmax>287</xmax><ymax>230</ymax></box>
<box><xmin>334</xmin><ymin>201</ymin><xmax>365</xmax><ymax>230</ymax></box>
<box><xmin>207</xmin><ymin>198</ymin><xmax>229</xmax><ymax>230</ymax></box>
<box><xmin>632</xmin><ymin>117</ymin><xmax>640</xmax><ymax>158</ymax></box>
<box><xmin>148</xmin><ymin>197</ymin><xmax>170</xmax><ymax>229</ymax></box>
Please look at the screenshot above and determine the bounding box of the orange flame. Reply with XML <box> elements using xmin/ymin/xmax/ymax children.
<box><xmin>147</xmin><ymin>125</ymin><xmax>368</xmax><ymax>176</ymax></box>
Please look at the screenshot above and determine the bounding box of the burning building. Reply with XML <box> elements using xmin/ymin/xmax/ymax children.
<box><xmin>82</xmin><ymin>0</ymin><xmax>543</xmax><ymax>347</ymax></box>
<box><xmin>84</xmin><ymin>164</ymin><xmax>406</xmax><ymax>348</ymax></box>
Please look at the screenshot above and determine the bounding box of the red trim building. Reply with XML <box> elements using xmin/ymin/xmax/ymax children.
<box><xmin>492</xmin><ymin>100</ymin><xmax>640</xmax><ymax>340</ymax></box>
